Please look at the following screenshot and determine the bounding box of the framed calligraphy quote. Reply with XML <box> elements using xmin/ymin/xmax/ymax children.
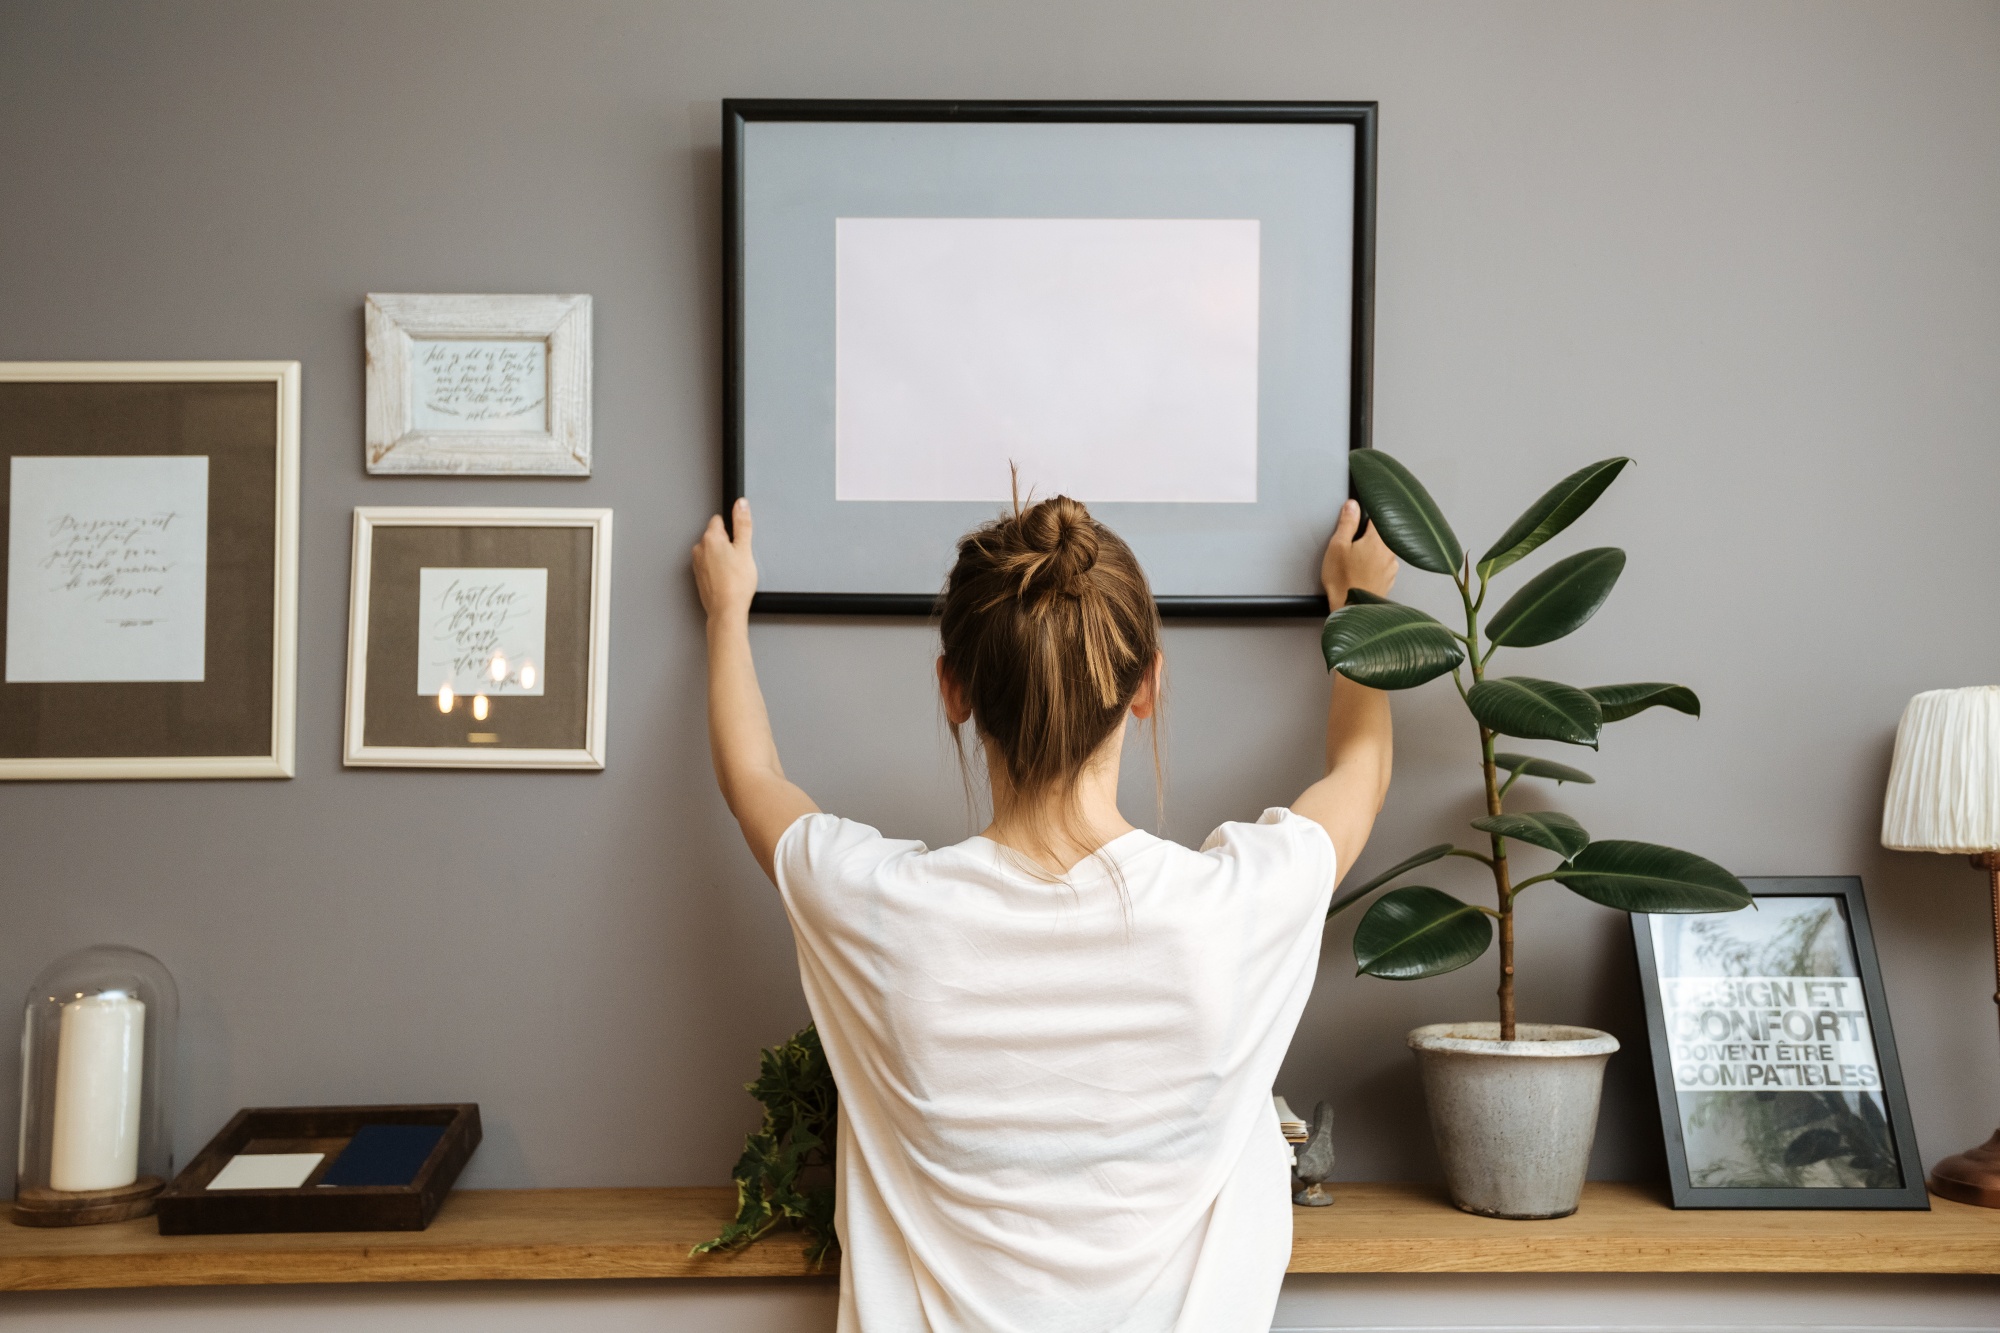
<box><xmin>342</xmin><ymin>507</ymin><xmax>612</xmax><ymax>769</ymax></box>
<box><xmin>0</xmin><ymin>362</ymin><xmax>301</xmax><ymax>780</ymax></box>
<box><xmin>1629</xmin><ymin>877</ymin><xmax>1928</xmax><ymax>1210</ymax></box>
<box><xmin>725</xmin><ymin>100</ymin><xmax>1376</xmax><ymax>615</ymax></box>
<box><xmin>364</xmin><ymin>294</ymin><xmax>592</xmax><ymax>475</ymax></box>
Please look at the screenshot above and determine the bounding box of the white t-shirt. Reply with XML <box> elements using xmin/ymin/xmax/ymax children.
<box><xmin>774</xmin><ymin>807</ymin><xmax>1336</xmax><ymax>1333</ymax></box>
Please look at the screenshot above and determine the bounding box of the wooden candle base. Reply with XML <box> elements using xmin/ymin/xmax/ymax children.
<box><xmin>11</xmin><ymin>1177</ymin><xmax>164</xmax><ymax>1228</ymax></box>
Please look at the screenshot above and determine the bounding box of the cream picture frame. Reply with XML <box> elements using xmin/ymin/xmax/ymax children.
<box><xmin>0</xmin><ymin>361</ymin><xmax>300</xmax><ymax>781</ymax></box>
<box><xmin>343</xmin><ymin>507</ymin><xmax>612</xmax><ymax>770</ymax></box>
<box><xmin>364</xmin><ymin>294</ymin><xmax>592</xmax><ymax>475</ymax></box>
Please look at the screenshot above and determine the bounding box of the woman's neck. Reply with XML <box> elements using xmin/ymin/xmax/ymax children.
<box><xmin>978</xmin><ymin>730</ymin><xmax>1136</xmax><ymax>875</ymax></box>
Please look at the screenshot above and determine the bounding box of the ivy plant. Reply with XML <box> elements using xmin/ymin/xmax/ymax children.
<box><xmin>693</xmin><ymin>1023</ymin><xmax>839</xmax><ymax>1265</ymax></box>
<box><xmin>1323</xmin><ymin>451</ymin><xmax>1751</xmax><ymax>1039</ymax></box>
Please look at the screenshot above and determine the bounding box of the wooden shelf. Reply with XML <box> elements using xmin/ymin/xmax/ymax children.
<box><xmin>1289</xmin><ymin>1182</ymin><xmax>2000</xmax><ymax>1274</ymax></box>
<box><xmin>3</xmin><ymin>1182</ymin><xmax>1997</xmax><ymax>1292</ymax></box>
<box><xmin>0</xmin><ymin>1188</ymin><xmax>812</xmax><ymax>1291</ymax></box>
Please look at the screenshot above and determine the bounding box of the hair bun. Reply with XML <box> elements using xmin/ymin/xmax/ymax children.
<box><xmin>1020</xmin><ymin>496</ymin><xmax>1099</xmax><ymax>596</ymax></box>
<box><xmin>939</xmin><ymin>489</ymin><xmax>1160</xmax><ymax>768</ymax></box>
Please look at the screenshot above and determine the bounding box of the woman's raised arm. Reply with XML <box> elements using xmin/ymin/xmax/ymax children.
<box><xmin>693</xmin><ymin>499</ymin><xmax>819</xmax><ymax>881</ymax></box>
<box><xmin>1291</xmin><ymin>500</ymin><xmax>1398</xmax><ymax>881</ymax></box>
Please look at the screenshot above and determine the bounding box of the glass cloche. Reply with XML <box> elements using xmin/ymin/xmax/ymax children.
<box><xmin>14</xmin><ymin>945</ymin><xmax>178</xmax><ymax>1226</ymax></box>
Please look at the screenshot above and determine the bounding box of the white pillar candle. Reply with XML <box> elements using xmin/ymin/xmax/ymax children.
<box><xmin>48</xmin><ymin>992</ymin><xmax>146</xmax><ymax>1192</ymax></box>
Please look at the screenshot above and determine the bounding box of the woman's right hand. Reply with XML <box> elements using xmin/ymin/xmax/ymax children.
<box><xmin>693</xmin><ymin>497</ymin><xmax>759</xmax><ymax>623</ymax></box>
<box><xmin>1320</xmin><ymin>499</ymin><xmax>1398</xmax><ymax>608</ymax></box>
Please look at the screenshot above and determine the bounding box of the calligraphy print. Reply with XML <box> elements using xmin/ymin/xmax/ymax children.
<box><xmin>416</xmin><ymin>567</ymin><xmax>547</xmax><ymax>697</ymax></box>
<box><xmin>5</xmin><ymin>455</ymin><xmax>209</xmax><ymax>682</ymax></box>
<box><xmin>410</xmin><ymin>339</ymin><xmax>549</xmax><ymax>435</ymax></box>
<box><xmin>1650</xmin><ymin>898</ymin><xmax>1900</xmax><ymax>1189</ymax></box>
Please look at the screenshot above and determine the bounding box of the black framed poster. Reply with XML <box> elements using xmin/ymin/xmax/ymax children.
<box><xmin>1630</xmin><ymin>877</ymin><xmax>1928</xmax><ymax>1209</ymax></box>
<box><xmin>724</xmin><ymin>99</ymin><xmax>1377</xmax><ymax>617</ymax></box>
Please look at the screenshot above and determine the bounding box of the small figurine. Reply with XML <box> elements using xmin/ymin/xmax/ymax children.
<box><xmin>1291</xmin><ymin>1100</ymin><xmax>1335</xmax><ymax>1207</ymax></box>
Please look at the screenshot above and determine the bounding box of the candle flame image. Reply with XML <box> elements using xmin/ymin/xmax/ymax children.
<box><xmin>519</xmin><ymin>660</ymin><xmax>537</xmax><ymax>691</ymax></box>
<box><xmin>472</xmin><ymin>694</ymin><xmax>489</xmax><ymax>721</ymax></box>
<box><xmin>488</xmin><ymin>653</ymin><xmax>508</xmax><ymax>684</ymax></box>
<box><xmin>438</xmin><ymin>682</ymin><xmax>455</xmax><ymax>713</ymax></box>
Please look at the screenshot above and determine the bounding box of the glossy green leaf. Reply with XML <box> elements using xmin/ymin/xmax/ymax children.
<box><xmin>1349</xmin><ymin>450</ymin><xmax>1464</xmax><ymax>576</ymax></box>
<box><xmin>1477</xmin><ymin>457</ymin><xmax>1632</xmax><ymax>579</ymax></box>
<box><xmin>1466</xmin><ymin>677</ymin><xmax>1603</xmax><ymax>747</ymax></box>
<box><xmin>1342</xmin><ymin>588</ymin><xmax>1391</xmax><ymax>605</ymax></box>
<box><xmin>1354</xmin><ymin>887</ymin><xmax>1493</xmax><ymax>979</ymax></box>
<box><xmin>1470</xmin><ymin>811</ymin><xmax>1590</xmax><ymax>860</ymax></box>
<box><xmin>1493</xmin><ymin>753</ymin><xmax>1596</xmax><ymax>785</ymax></box>
<box><xmin>1328</xmin><ymin>842</ymin><xmax>1456</xmax><ymax>918</ymax></box>
<box><xmin>692</xmin><ymin>1023</ymin><xmax>839</xmax><ymax>1264</ymax></box>
<box><xmin>1485</xmin><ymin>548</ymin><xmax>1627</xmax><ymax>647</ymax></box>
<box><xmin>1586</xmin><ymin>682</ymin><xmax>1701</xmax><ymax>723</ymax></box>
<box><xmin>1321</xmin><ymin>601</ymin><xmax>1465</xmax><ymax>690</ymax></box>
<box><xmin>1552</xmin><ymin>840</ymin><xmax>1752</xmax><ymax>913</ymax></box>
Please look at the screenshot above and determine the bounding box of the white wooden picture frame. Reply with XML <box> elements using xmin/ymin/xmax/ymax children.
<box><xmin>365</xmin><ymin>294</ymin><xmax>592</xmax><ymax>475</ymax></box>
<box><xmin>343</xmin><ymin>507</ymin><xmax>612</xmax><ymax>770</ymax></box>
<box><xmin>0</xmin><ymin>361</ymin><xmax>300</xmax><ymax>781</ymax></box>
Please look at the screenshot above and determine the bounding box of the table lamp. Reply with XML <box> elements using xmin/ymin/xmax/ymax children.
<box><xmin>1881</xmin><ymin>684</ymin><xmax>2000</xmax><ymax>1208</ymax></box>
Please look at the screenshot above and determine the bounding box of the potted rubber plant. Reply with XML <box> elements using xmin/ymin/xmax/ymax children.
<box><xmin>1322</xmin><ymin>450</ymin><xmax>1751</xmax><ymax>1220</ymax></box>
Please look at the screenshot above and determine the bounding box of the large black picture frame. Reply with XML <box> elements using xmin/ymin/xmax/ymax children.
<box><xmin>723</xmin><ymin>99</ymin><xmax>1378</xmax><ymax>618</ymax></box>
<box><xmin>1629</xmin><ymin>877</ymin><xmax>1929</xmax><ymax>1210</ymax></box>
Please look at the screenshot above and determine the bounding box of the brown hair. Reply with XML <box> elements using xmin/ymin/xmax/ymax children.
<box><xmin>937</xmin><ymin>493</ymin><xmax>1163</xmax><ymax>869</ymax></box>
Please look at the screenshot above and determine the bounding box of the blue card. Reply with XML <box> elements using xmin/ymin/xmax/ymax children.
<box><xmin>320</xmin><ymin>1123</ymin><xmax>445</xmax><ymax>1188</ymax></box>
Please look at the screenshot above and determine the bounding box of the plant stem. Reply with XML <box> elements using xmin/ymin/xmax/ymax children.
<box><xmin>1483</xmin><ymin>724</ymin><xmax>1517</xmax><ymax>1040</ymax></box>
<box><xmin>1459</xmin><ymin>564</ymin><xmax>1516</xmax><ymax>1041</ymax></box>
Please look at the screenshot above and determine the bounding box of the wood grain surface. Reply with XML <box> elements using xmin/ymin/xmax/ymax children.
<box><xmin>1287</xmin><ymin>1182</ymin><xmax>2000</xmax><ymax>1274</ymax></box>
<box><xmin>2</xmin><ymin>1182</ymin><xmax>1996</xmax><ymax>1291</ymax></box>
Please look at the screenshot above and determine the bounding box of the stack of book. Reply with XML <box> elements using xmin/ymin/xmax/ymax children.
<box><xmin>1272</xmin><ymin>1096</ymin><xmax>1308</xmax><ymax>1145</ymax></box>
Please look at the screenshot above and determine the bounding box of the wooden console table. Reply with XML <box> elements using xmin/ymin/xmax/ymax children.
<box><xmin>3</xmin><ymin>1183</ymin><xmax>1997</xmax><ymax>1291</ymax></box>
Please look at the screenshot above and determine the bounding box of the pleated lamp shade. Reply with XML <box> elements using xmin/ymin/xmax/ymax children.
<box><xmin>1881</xmin><ymin>685</ymin><xmax>2000</xmax><ymax>853</ymax></box>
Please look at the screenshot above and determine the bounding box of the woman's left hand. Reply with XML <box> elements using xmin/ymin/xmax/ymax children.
<box><xmin>1320</xmin><ymin>499</ymin><xmax>1398</xmax><ymax>608</ymax></box>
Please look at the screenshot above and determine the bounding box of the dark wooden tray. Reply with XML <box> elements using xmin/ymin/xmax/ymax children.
<box><xmin>157</xmin><ymin>1104</ymin><xmax>480</xmax><ymax>1235</ymax></box>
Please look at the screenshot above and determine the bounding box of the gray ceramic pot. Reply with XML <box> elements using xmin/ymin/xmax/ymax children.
<box><xmin>1407</xmin><ymin>1022</ymin><xmax>1620</xmax><ymax>1220</ymax></box>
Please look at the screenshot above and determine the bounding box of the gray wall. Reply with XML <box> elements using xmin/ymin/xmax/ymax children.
<box><xmin>3</xmin><ymin>0</ymin><xmax>1999</xmax><ymax>1234</ymax></box>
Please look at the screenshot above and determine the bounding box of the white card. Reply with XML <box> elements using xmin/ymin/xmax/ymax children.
<box><xmin>417</xmin><ymin>567</ymin><xmax>548</xmax><ymax>696</ymax></box>
<box><xmin>834</xmin><ymin>217</ymin><xmax>1261</xmax><ymax>504</ymax></box>
<box><xmin>6</xmin><ymin>455</ymin><xmax>209</xmax><ymax>683</ymax></box>
<box><xmin>207</xmin><ymin>1152</ymin><xmax>323</xmax><ymax>1190</ymax></box>
<box><xmin>410</xmin><ymin>338</ymin><xmax>549</xmax><ymax>435</ymax></box>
